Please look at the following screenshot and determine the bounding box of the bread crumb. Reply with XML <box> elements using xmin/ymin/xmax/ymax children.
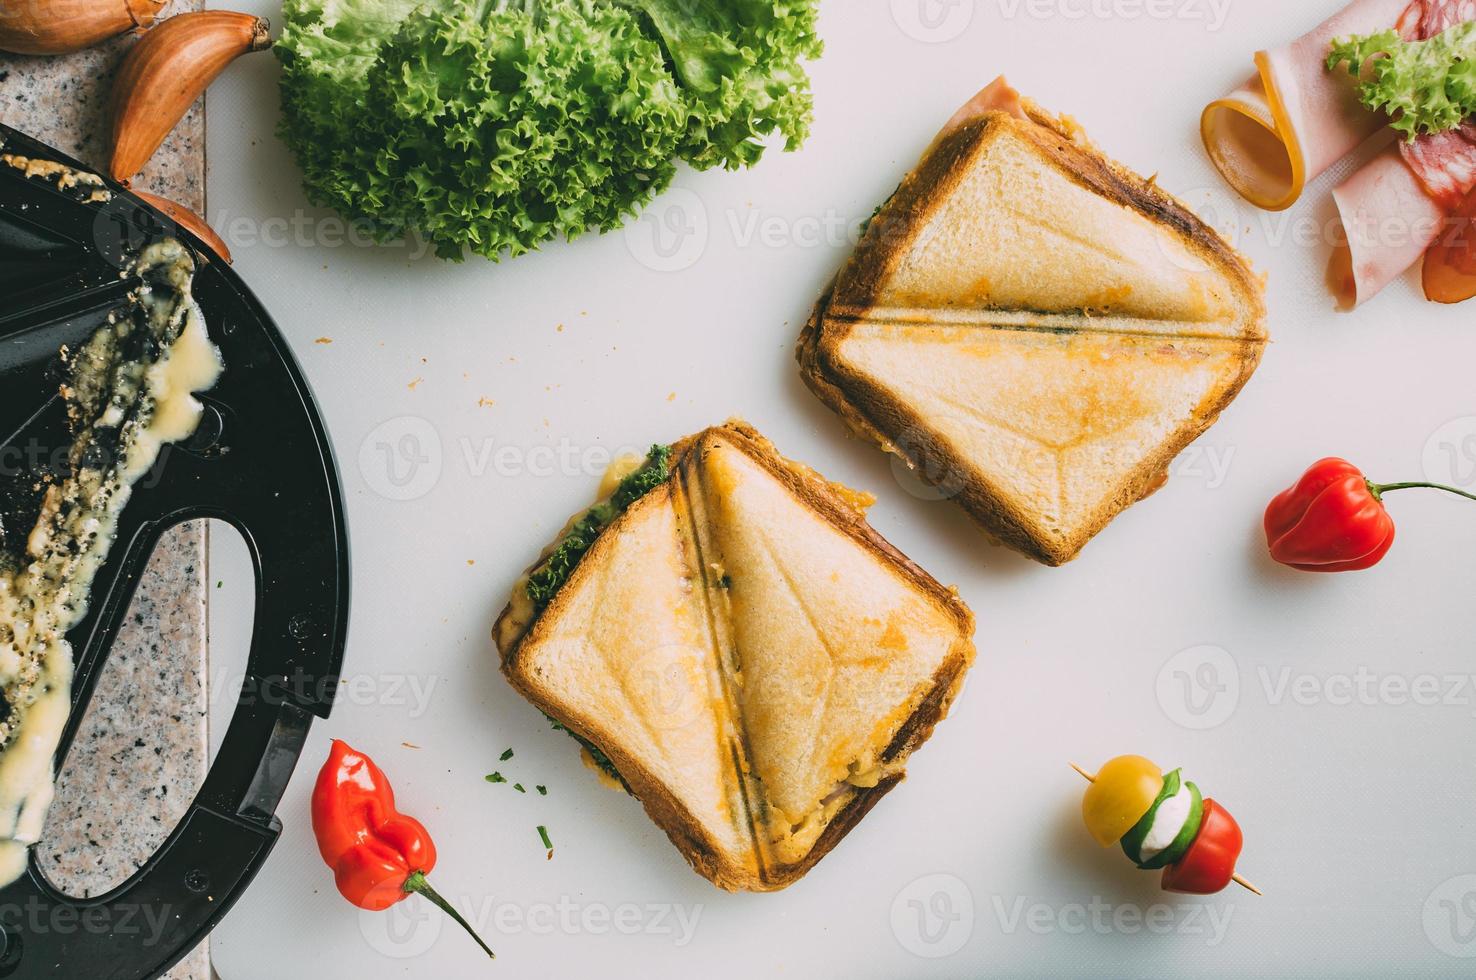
<box><xmin>408</xmin><ymin>377</ymin><xmax>423</xmax><ymax>390</ymax></box>
<box><xmin>478</xmin><ymin>397</ymin><xmax>495</xmax><ymax>408</ymax></box>
<box><xmin>314</xmin><ymin>337</ymin><xmax>332</xmax><ymax>345</ymax></box>
<box><xmin>666</xmin><ymin>392</ymin><xmax>676</xmax><ymax>402</ymax></box>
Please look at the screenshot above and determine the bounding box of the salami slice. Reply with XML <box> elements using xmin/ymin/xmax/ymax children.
<box><xmin>1404</xmin><ymin>0</ymin><xmax>1476</xmax><ymax>35</ymax></box>
<box><xmin>1401</xmin><ymin>123</ymin><xmax>1476</xmax><ymax>209</ymax></box>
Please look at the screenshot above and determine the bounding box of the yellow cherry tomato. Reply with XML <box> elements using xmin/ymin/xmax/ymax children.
<box><xmin>1082</xmin><ymin>755</ymin><xmax>1163</xmax><ymax>847</ymax></box>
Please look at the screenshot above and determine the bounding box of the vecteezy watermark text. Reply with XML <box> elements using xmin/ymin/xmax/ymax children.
<box><xmin>991</xmin><ymin>895</ymin><xmax>1235</xmax><ymax>944</ymax></box>
<box><xmin>362</xmin><ymin>894</ymin><xmax>703</xmax><ymax>959</ymax></box>
<box><xmin>0</xmin><ymin>898</ymin><xmax>174</xmax><ymax>948</ymax></box>
<box><xmin>890</xmin><ymin>0</ymin><xmax>1233</xmax><ymax>41</ymax></box>
<box><xmin>358</xmin><ymin>416</ymin><xmax>649</xmax><ymax>502</ymax></box>
<box><xmin>1158</xmin><ymin>644</ymin><xmax>1476</xmax><ymax>729</ymax></box>
<box><xmin>995</xmin><ymin>0</ymin><xmax>1233</xmax><ymax>30</ymax></box>
<box><xmin>208</xmin><ymin>665</ymin><xmax>442</xmax><ymax>719</ymax></box>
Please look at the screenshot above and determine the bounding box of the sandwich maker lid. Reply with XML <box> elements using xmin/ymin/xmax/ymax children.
<box><xmin>0</xmin><ymin>123</ymin><xmax>349</xmax><ymax>979</ymax></box>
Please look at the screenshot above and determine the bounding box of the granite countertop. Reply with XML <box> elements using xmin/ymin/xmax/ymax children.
<box><xmin>1</xmin><ymin>5</ymin><xmax>213</xmax><ymax>978</ymax></box>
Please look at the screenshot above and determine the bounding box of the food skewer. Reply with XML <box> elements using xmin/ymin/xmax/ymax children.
<box><xmin>1071</xmin><ymin>760</ymin><xmax>1261</xmax><ymax>896</ymax></box>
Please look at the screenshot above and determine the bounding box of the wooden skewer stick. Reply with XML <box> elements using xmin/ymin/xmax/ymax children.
<box><xmin>1070</xmin><ymin>763</ymin><xmax>1262</xmax><ymax>896</ymax></box>
<box><xmin>1232</xmin><ymin>874</ymin><xmax>1263</xmax><ymax>896</ymax></box>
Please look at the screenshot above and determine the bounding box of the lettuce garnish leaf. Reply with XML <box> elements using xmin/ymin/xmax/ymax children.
<box><xmin>1328</xmin><ymin>22</ymin><xmax>1476</xmax><ymax>141</ymax></box>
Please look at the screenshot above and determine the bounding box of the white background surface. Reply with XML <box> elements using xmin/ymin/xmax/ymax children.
<box><xmin>199</xmin><ymin>1</ymin><xmax>1476</xmax><ymax>976</ymax></box>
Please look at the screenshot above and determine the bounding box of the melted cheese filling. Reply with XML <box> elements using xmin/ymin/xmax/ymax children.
<box><xmin>0</xmin><ymin>239</ymin><xmax>221</xmax><ymax>885</ymax></box>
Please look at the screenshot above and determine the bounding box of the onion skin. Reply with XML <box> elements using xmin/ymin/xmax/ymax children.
<box><xmin>0</xmin><ymin>0</ymin><xmax>163</xmax><ymax>55</ymax></box>
<box><xmin>109</xmin><ymin>11</ymin><xmax>270</xmax><ymax>182</ymax></box>
<box><xmin>131</xmin><ymin>188</ymin><xmax>231</xmax><ymax>263</ymax></box>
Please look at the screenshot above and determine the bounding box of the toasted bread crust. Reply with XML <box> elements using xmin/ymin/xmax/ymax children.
<box><xmin>799</xmin><ymin>102</ymin><xmax>1267</xmax><ymax>566</ymax></box>
<box><xmin>496</xmin><ymin>422</ymin><xmax>976</xmax><ymax>891</ymax></box>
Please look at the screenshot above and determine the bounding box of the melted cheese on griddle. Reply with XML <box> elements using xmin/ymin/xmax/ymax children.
<box><xmin>0</xmin><ymin>239</ymin><xmax>222</xmax><ymax>885</ymax></box>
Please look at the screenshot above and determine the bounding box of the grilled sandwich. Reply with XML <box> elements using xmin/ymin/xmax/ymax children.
<box><xmin>494</xmin><ymin>421</ymin><xmax>976</xmax><ymax>891</ymax></box>
<box><xmin>799</xmin><ymin>77</ymin><xmax>1268</xmax><ymax>565</ymax></box>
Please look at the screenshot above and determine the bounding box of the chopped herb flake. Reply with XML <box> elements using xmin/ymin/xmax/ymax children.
<box><xmin>537</xmin><ymin>825</ymin><xmax>552</xmax><ymax>850</ymax></box>
<box><xmin>485</xmin><ymin>772</ymin><xmax>506</xmax><ymax>784</ymax></box>
<box><xmin>513</xmin><ymin>783</ymin><xmax>526</xmax><ymax>793</ymax></box>
<box><xmin>536</xmin><ymin>785</ymin><xmax>548</xmax><ymax>796</ymax></box>
<box><xmin>500</xmin><ymin>748</ymin><xmax>514</xmax><ymax>761</ymax></box>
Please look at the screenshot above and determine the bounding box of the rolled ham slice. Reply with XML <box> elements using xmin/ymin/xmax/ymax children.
<box><xmin>940</xmin><ymin>76</ymin><xmax>1027</xmax><ymax>137</ymax></box>
<box><xmin>1330</xmin><ymin>143</ymin><xmax>1448</xmax><ymax>306</ymax></box>
<box><xmin>1201</xmin><ymin>0</ymin><xmax>1412</xmax><ymax>211</ymax></box>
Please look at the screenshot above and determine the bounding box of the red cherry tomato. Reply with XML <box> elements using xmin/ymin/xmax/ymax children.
<box><xmin>1161</xmin><ymin>799</ymin><xmax>1243</xmax><ymax>895</ymax></box>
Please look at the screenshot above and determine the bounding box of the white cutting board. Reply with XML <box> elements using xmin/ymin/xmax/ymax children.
<box><xmin>203</xmin><ymin>1</ymin><xmax>1476</xmax><ymax>976</ymax></box>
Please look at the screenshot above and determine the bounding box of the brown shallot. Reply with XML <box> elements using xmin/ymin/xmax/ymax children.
<box><xmin>0</xmin><ymin>0</ymin><xmax>164</xmax><ymax>56</ymax></box>
<box><xmin>109</xmin><ymin>11</ymin><xmax>269</xmax><ymax>182</ymax></box>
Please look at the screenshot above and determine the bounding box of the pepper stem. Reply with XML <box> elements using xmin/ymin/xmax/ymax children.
<box><xmin>404</xmin><ymin>870</ymin><xmax>495</xmax><ymax>960</ymax></box>
<box><xmin>1369</xmin><ymin>480</ymin><xmax>1476</xmax><ymax>504</ymax></box>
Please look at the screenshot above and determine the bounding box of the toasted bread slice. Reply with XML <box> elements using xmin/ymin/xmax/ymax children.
<box><xmin>800</xmin><ymin>80</ymin><xmax>1267</xmax><ymax>566</ymax></box>
<box><xmin>496</xmin><ymin>421</ymin><xmax>976</xmax><ymax>891</ymax></box>
<box><xmin>498</xmin><ymin>484</ymin><xmax>759</xmax><ymax>885</ymax></box>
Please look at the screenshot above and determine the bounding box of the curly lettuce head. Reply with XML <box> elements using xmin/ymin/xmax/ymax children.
<box><xmin>277</xmin><ymin>0</ymin><xmax>821</xmax><ymax>261</ymax></box>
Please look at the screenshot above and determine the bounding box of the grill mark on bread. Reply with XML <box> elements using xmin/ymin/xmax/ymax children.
<box><xmin>670</xmin><ymin>451</ymin><xmax>772</xmax><ymax>882</ymax></box>
<box><xmin>829</xmin><ymin>309</ymin><xmax>1262</xmax><ymax>343</ymax></box>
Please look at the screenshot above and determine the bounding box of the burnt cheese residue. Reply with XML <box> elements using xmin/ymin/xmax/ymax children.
<box><xmin>0</xmin><ymin>239</ymin><xmax>222</xmax><ymax>885</ymax></box>
<box><xmin>0</xmin><ymin>149</ymin><xmax>111</xmax><ymax>204</ymax></box>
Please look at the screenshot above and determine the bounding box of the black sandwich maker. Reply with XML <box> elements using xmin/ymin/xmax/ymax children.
<box><xmin>0</xmin><ymin>123</ymin><xmax>349</xmax><ymax>979</ymax></box>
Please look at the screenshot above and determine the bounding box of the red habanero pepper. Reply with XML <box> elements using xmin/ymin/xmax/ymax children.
<box><xmin>1264</xmin><ymin>458</ymin><xmax>1476</xmax><ymax>572</ymax></box>
<box><xmin>312</xmin><ymin>739</ymin><xmax>494</xmax><ymax>959</ymax></box>
<box><xmin>1160</xmin><ymin>799</ymin><xmax>1243</xmax><ymax>896</ymax></box>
